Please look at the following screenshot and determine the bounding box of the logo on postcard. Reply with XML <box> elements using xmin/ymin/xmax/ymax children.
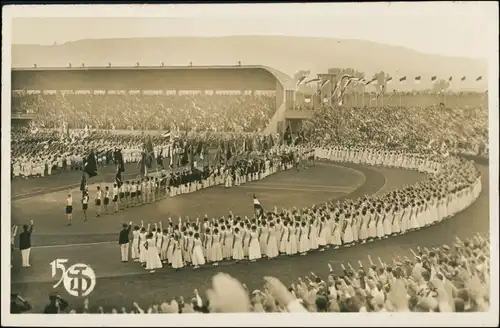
<box><xmin>50</xmin><ymin>259</ymin><xmax>96</xmax><ymax>297</ymax></box>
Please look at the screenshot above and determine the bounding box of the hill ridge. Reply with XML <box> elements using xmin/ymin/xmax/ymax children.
<box><xmin>11</xmin><ymin>36</ymin><xmax>488</xmax><ymax>90</ymax></box>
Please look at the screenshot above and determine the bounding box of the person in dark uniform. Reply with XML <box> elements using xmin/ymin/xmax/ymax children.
<box><xmin>119</xmin><ymin>221</ymin><xmax>133</xmax><ymax>262</ymax></box>
<box><xmin>19</xmin><ymin>221</ymin><xmax>34</xmax><ymax>268</ymax></box>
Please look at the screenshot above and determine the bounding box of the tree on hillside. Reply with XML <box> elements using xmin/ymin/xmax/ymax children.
<box><xmin>432</xmin><ymin>79</ymin><xmax>450</xmax><ymax>93</ymax></box>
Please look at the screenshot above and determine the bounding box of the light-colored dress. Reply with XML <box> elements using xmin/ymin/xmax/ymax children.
<box><xmin>145</xmin><ymin>238</ymin><xmax>163</xmax><ymax>270</ymax></box>
<box><xmin>243</xmin><ymin>229</ymin><xmax>251</xmax><ymax>257</ymax></box>
<box><xmin>287</xmin><ymin>226</ymin><xmax>298</xmax><ymax>255</ymax></box>
<box><xmin>259</xmin><ymin>226</ymin><xmax>269</xmax><ymax>256</ymax></box>
<box><xmin>391</xmin><ymin>211</ymin><xmax>401</xmax><ymax>234</ymax></box>
<box><xmin>191</xmin><ymin>238</ymin><xmax>206</xmax><ymax>266</ymax></box>
<box><xmin>139</xmin><ymin>232</ymin><xmax>147</xmax><ymax>263</ymax></box>
<box><xmin>376</xmin><ymin>215</ymin><xmax>385</xmax><ymax>238</ymax></box>
<box><xmin>232</xmin><ymin>232</ymin><xmax>244</xmax><ymax>260</ymax></box>
<box><xmin>171</xmin><ymin>240</ymin><xmax>184</xmax><ymax>269</ymax></box>
<box><xmin>266</xmin><ymin>227</ymin><xmax>279</xmax><ymax>258</ymax></box>
<box><xmin>343</xmin><ymin>219</ymin><xmax>354</xmax><ymax>244</ymax></box>
<box><xmin>332</xmin><ymin>222</ymin><xmax>342</xmax><ymax>246</ymax></box>
<box><xmin>309</xmin><ymin>222</ymin><xmax>319</xmax><ymax>250</ymax></box>
<box><xmin>359</xmin><ymin>215</ymin><xmax>369</xmax><ymax>240</ymax></box>
<box><xmin>298</xmin><ymin>226</ymin><xmax>309</xmax><ymax>253</ymax></box>
<box><xmin>131</xmin><ymin>230</ymin><xmax>140</xmax><ymax>260</ymax></box>
<box><xmin>279</xmin><ymin>226</ymin><xmax>288</xmax><ymax>253</ymax></box>
<box><xmin>383</xmin><ymin>212</ymin><xmax>392</xmax><ymax>235</ymax></box>
<box><xmin>211</xmin><ymin>233</ymin><xmax>223</xmax><ymax>262</ymax></box>
<box><xmin>222</xmin><ymin>230</ymin><xmax>233</xmax><ymax>259</ymax></box>
<box><xmin>317</xmin><ymin>222</ymin><xmax>327</xmax><ymax>246</ymax></box>
<box><xmin>248</xmin><ymin>231</ymin><xmax>262</xmax><ymax>260</ymax></box>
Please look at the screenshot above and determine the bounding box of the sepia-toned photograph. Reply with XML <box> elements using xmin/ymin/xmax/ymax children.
<box><xmin>2</xmin><ymin>3</ymin><xmax>498</xmax><ymax>326</ymax></box>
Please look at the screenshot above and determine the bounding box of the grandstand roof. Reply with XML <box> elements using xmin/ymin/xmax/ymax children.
<box><xmin>12</xmin><ymin>65</ymin><xmax>295</xmax><ymax>90</ymax></box>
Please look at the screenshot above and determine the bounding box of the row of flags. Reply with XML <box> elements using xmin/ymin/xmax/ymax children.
<box><xmin>303</xmin><ymin>75</ymin><xmax>484</xmax><ymax>87</ymax></box>
<box><xmin>383</xmin><ymin>75</ymin><xmax>483</xmax><ymax>85</ymax></box>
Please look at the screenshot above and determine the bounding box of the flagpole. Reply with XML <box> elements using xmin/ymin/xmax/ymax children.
<box><xmin>362</xmin><ymin>86</ymin><xmax>365</xmax><ymax>107</ymax></box>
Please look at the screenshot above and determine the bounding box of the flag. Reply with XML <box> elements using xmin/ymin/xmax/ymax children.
<box><xmin>253</xmin><ymin>194</ymin><xmax>264</xmax><ymax>216</ymax></box>
<box><xmin>268</xmin><ymin>134</ymin><xmax>274</xmax><ymax>148</ymax></box>
<box><xmin>80</xmin><ymin>173</ymin><xmax>88</xmax><ymax>192</ymax></box>
<box><xmin>414</xmin><ymin>76</ymin><xmax>421</xmax><ymax>84</ymax></box>
<box><xmin>181</xmin><ymin>144</ymin><xmax>189</xmax><ymax>166</ymax></box>
<box><xmin>83</xmin><ymin>151</ymin><xmax>98</xmax><ymax>178</ymax></box>
<box><xmin>226</xmin><ymin>141</ymin><xmax>232</xmax><ymax>160</ymax></box>
<box><xmin>156</xmin><ymin>148</ymin><xmax>164</xmax><ymax>168</ymax></box>
<box><xmin>365</xmin><ymin>78</ymin><xmax>377</xmax><ymax>85</ymax></box>
<box><xmin>385</xmin><ymin>76</ymin><xmax>393</xmax><ymax>84</ymax></box>
<box><xmin>115</xmin><ymin>167</ymin><xmax>123</xmax><ymax>188</ymax></box>
<box><xmin>305</xmin><ymin>78</ymin><xmax>321</xmax><ymax>84</ymax></box>
<box><xmin>196</xmin><ymin>141</ymin><xmax>203</xmax><ymax>156</ymax></box>
<box><xmin>399</xmin><ymin>76</ymin><xmax>407</xmax><ymax>84</ymax></box>
<box><xmin>145</xmin><ymin>136</ymin><xmax>155</xmax><ymax>169</ymax></box>
<box><xmin>461</xmin><ymin>76</ymin><xmax>466</xmax><ymax>81</ymax></box>
<box><xmin>139</xmin><ymin>151</ymin><xmax>148</xmax><ymax>177</ymax></box>
<box><xmin>162</xmin><ymin>131</ymin><xmax>171</xmax><ymax>142</ymax></box>
<box><xmin>284</xmin><ymin>125</ymin><xmax>292</xmax><ymax>145</ymax></box>
<box><xmin>296</xmin><ymin>75</ymin><xmax>307</xmax><ymax>87</ymax></box>
<box><xmin>114</xmin><ymin>149</ymin><xmax>125</xmax><ymax>173</ymax></box>
<box><xmin>431</xmin><ymin>76</ymin><xmax>437</xmax><ymax>83</ymax></box>
<box><xmin>320</xmin><ymin>79</ymin><xmax>330</xmax><ymax>89</ymax></box>
<box><xmin>476</xmin><ymin>76</ymin><xmax>482</xmax><ymax>81</ymax></box>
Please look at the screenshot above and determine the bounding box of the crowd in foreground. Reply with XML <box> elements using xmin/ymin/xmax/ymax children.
<box><xmin>12</xmin><ymin>233</ymin><xmax>489</xmax><ymax>313</ymax></box>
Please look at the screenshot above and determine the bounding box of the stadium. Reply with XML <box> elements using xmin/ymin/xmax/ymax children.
<box><xmin>9</xmin><ymin>60</ymin><xmax>491</xmax><ymax>315</ymax></box>
<box><xmin>6</xmin><ymin>6</ymin><xmax>495</xmax><ymax>318</ymax></box>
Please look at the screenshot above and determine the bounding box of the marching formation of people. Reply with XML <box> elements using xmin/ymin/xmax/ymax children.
<box><xmin>110</xmin><ymin>146</ymin><xmax>481</xmax><ymax>273</ymax></box>
<box><xmin>70</xmin><ymin>145</ymin><xmax>303</xmax><ymax>223</ymax></box>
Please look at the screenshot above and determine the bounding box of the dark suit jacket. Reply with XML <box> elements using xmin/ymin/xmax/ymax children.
<box><xmin>119</xmin><ymin>225</ymin><xmax>132</xmax><ymax>244</ymax></box>
<box><xmin>19</xmin><ymin>226</ymin><xmax>33</xmax><ymax>250</ymax></box>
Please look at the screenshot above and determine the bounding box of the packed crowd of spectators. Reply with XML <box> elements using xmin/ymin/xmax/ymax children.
<box><xmin>12</xmin><ymin>93</ymin><xmax>276</xmax><ymax>132</ymax></box>
<box><xmin>304</xmin><ymin>104</ymin><xmax>489</xmax><ymax>158</ymax></box>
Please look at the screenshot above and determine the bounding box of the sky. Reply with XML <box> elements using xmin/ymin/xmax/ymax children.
<box><xmin>5</xmin><ymin>2</ymin><xmax>498</xmax><ymax>59</ymax></box>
